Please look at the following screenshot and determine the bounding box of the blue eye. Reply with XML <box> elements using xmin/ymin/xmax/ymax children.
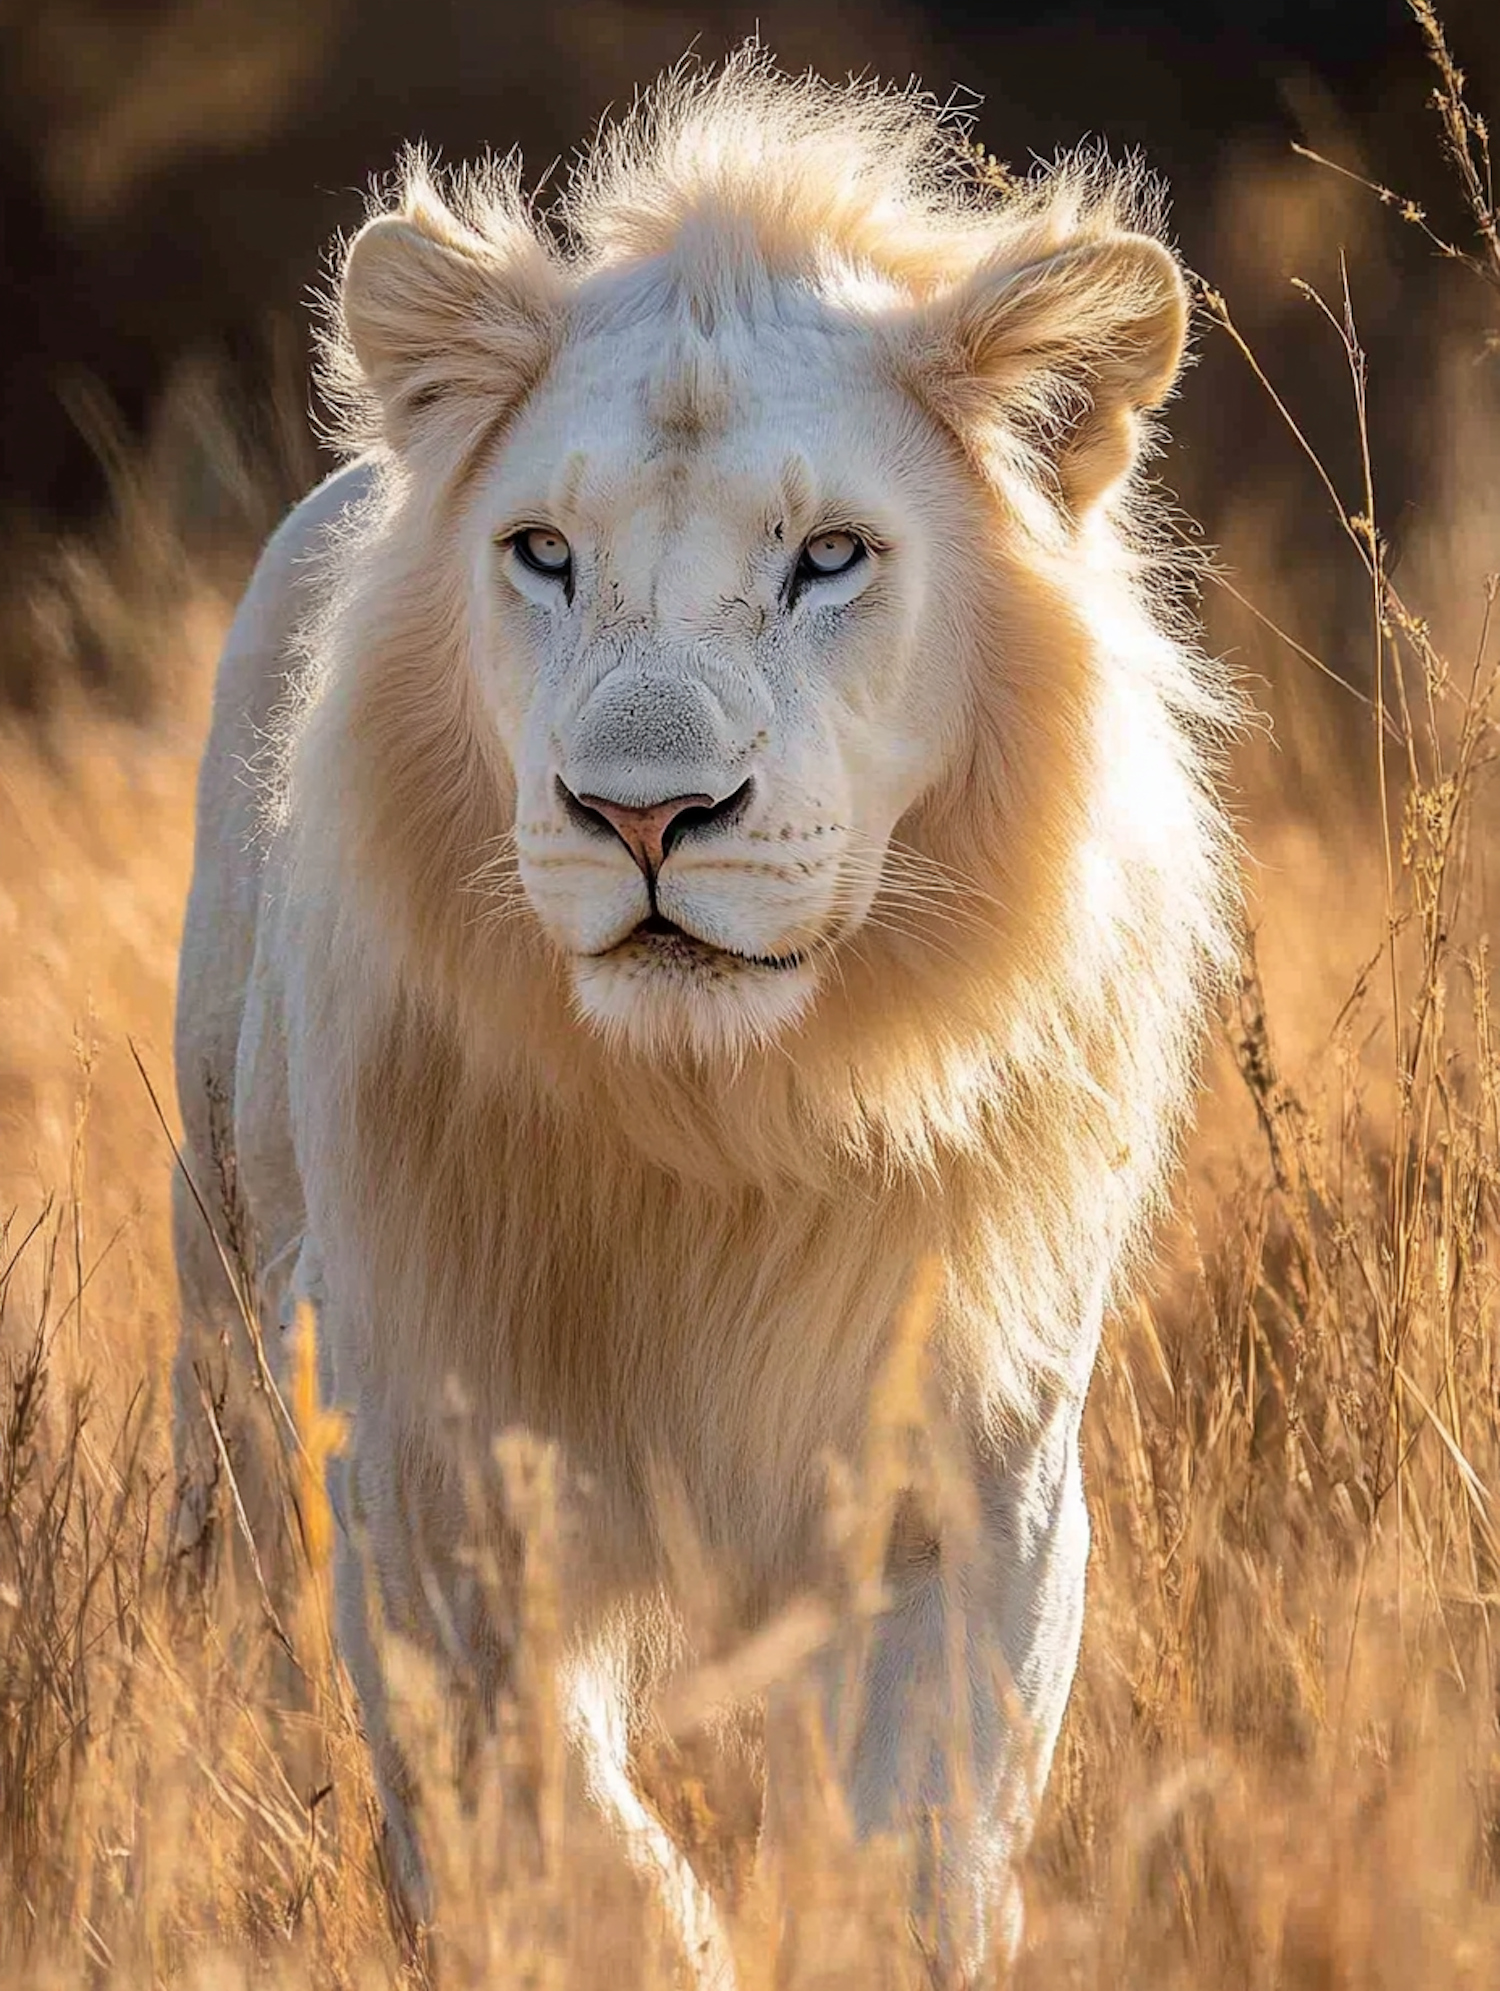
<box><xmin>513</xmin><ymin>527</ymin><xmax>572</xmax><ymax>578</ymax></box>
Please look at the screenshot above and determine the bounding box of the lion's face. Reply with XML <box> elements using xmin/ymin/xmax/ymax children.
<box><xmin>464</xmin><ymin>313</ymin><xmax>970</xmax><ymax>1055</ymax></box>
<box><xmin>334</xmin><ymin>143</ymin><xmax>1191</xmax><ymax>1066</ymax></box>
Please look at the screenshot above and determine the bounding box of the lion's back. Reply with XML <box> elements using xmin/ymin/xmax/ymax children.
<box><xmin>174</xmin><ymin>462</ymin><xmax>373</xmax><ymax>1177</ymax></box>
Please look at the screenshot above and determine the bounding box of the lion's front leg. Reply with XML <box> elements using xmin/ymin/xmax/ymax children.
<box><xmin>332</xmin><ymin>1408</ymin><xmax>738</xmax><ymax>1985</ymax></box>
<box><xmin>775</xmin><ymin>1382</ymin><xmax>1092</xmax><ymax>1982</ymax></box>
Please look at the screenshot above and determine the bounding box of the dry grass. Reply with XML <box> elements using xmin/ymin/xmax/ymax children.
<box><xmin>3</xmin><ymin>9</ymin><xmax>1500</xmax><ymax>1984</ymax></box>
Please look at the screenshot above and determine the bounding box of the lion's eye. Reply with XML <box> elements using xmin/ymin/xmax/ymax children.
<box><xmin>797</xmin><ymin>530</ymin><xmax>864</xmax><ymax>581</ymax></box>
<box><xmin>513</xmin><ymin>527</ymin><xmax>572</xmax><ymax>578</ymax></box>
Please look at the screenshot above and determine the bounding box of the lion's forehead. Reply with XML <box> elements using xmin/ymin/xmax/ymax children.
<box><xmin>493</xmin><ymin>308</ymin><xmax>904</xmax><ymax>529</ymax></box>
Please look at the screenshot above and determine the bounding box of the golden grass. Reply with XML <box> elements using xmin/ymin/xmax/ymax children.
<box><xmin>3</xmin><ymin>9</ymin><xmax>1500</xmax><ymax>1982</ymax></box>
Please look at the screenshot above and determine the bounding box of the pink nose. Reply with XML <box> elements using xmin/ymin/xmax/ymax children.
<box><xmin>575</xmin><ymin>792</ymin><xmax>716</xmax><ymax>881</ymax></box>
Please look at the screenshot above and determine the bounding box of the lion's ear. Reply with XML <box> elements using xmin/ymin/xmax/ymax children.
<box><xmin>338</xmin><ymin>195</ymin><xmax>562</xmax><ymax>451</ymax></box>
<box><xmin>905</xmin><ymin>232</ymin><xmax>1189</xmax><ymax>516</ymax></box>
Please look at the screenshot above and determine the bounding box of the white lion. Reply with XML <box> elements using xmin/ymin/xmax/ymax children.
<box><xmin>173</xmin><ymin>49</ymin><xmax>1237</xmax><ymax>1983</ymax></box>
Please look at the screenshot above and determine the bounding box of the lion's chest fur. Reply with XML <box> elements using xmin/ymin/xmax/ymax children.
<box><xmin>292</xmin><ymin>999</ymin><xmax>942</xmax><ymax>1598</ymax></box>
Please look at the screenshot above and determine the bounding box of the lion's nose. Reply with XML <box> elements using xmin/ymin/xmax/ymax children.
<box><xmin>560</xmin><ymin>780</ymin><xmax>750</xmax><ymax>881</ymax></box>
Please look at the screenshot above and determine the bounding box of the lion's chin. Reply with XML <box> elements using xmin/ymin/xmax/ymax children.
<box><xmin>569</xmin><ymin>931</ymin><xmax>818</xmax><ymax>1059</ymax></box>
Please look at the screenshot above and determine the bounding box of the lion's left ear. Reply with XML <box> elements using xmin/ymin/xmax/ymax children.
<box><xmin>899</xmin><ymin>232</ymin><xmax>1189</xmax><ymax>516</ymax></box>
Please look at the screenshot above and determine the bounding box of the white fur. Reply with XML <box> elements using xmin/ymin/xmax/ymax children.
<box><xmin>174</xmin><ymin>49</ymin><xmax>1238</xmax><ymax>1983</ymax></box>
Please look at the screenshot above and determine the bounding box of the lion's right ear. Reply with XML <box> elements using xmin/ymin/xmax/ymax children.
<box><xmin>338</xmin><ymin>196</ymin><xmax>563</xmax><ymax>452</ymax></box>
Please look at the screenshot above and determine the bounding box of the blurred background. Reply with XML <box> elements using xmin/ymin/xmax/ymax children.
<box><xmin>0</xmin><ymin>0</ymin><xmax>1497</xmax><ymax>709</ymax></box>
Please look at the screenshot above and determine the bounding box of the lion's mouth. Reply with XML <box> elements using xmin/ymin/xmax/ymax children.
<box><xmin>609</xmin><ymin>912</ymin><xmax>805</xmax><ymax>973</ymax></box>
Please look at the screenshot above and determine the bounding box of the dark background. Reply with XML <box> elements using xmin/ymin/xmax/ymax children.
<box><xmin>2</xmin><ymin>0</ymin><xmax>1496</xmax><ymax>705</ymax></box>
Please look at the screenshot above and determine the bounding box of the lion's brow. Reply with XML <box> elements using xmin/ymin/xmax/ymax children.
<box><xmin>549</xmin><ymin>449</ymin><xmax>590</xmax><ymax>517</ymax></box>
<box><xmin>645</xmin><ymin>331</ymin><xmax>736</xmax><ymax>442</ymax></box>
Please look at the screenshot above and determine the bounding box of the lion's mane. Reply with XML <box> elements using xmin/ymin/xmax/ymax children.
<box><xmin>271</xmin><ymin>52</ymin><xmax>1239</xmax><ymax>1577</ymax></box>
